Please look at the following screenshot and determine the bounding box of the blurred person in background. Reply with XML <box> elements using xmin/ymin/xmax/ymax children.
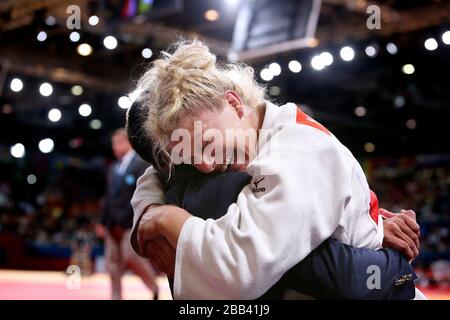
<box><xmin>95</xmin><ymin>128</ymin><xmax>159</xmax><ymax>300</ymax></box>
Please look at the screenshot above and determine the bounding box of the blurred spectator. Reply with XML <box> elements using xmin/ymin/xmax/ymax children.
<box><xmin>96</xmin><ymin>128</ymin><xmax>159</xmax><ymax>300</ymax></box>
<box><xmin>367</xmin><ymin>155</ymin><xmax>450</xmax><ymax>288</ymax></box>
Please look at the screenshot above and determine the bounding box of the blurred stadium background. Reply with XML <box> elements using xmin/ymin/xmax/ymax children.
<box><xmin>0</xmin><ymin>0</ymin><xmax>449</xmax><ymax>299</ymax></box>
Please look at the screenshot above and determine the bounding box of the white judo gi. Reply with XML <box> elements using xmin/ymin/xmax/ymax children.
<box><xmin>130</xmin><ymin>101</ymin><xmax>386</xmax><ymax>299</ymax></box>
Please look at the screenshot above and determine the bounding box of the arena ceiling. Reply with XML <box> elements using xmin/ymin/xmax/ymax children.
<box><xmin>0</xmin><ymin>0</ymin><xmax>449</xmax><ymax>160</ymax></box>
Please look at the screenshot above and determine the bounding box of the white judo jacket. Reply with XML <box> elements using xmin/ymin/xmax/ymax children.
<box><xmin>130</xmin><ymin>101</ymin><xmax>384</xmax><ymax>299</ymax></box>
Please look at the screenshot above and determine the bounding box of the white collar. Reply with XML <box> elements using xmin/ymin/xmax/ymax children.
<box><xmin>118</xmin><ymin>149</ymin><xmax>135</xmax><ymax>174</ymax></box>
<box><xmin>260</xmin><ymin>101</ymin><xmax>281</xmax><ymax>131</ymax></box>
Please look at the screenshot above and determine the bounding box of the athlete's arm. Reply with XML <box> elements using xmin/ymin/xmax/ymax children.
<box><xmin>135</xmin><ymin>138</ymin><xmax>354</xmax><ymax>299</ymax></box>
<box><xmin>138</xmin><ymin>172</ymin><xmax>418</xmax><ymax>300</ymax></box>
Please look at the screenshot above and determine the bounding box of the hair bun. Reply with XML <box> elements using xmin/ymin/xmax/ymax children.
<box><xmin>167</xmin><ymin>40</ymin><xmax>216</xmax><ymax>72</ymax></box>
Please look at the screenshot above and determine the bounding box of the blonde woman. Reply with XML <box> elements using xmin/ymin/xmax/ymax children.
<box><xmin>129</xmin><ymin>40</ymin><xmax>421</xmax><ymax>299</ymax></box>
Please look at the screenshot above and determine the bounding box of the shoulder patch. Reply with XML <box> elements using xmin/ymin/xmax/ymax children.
<box><xmin>296</xmin><ymin>108</ymin><xmax>330</xmax><ymax>136</ymax></box>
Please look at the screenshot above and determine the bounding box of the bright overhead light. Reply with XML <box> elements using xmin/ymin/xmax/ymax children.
<box><xmin>402</xmin><ymin>64</ymin><xmax>415</xmax><ymax>75</ymax></box>
<box><xmin>38</xmin><ymin>138</ymin><xmax>54</xmax><ymax>153</ymax></box>
<box><xmin>10</xmin><ymin>78</ymin><xmax>23</xmax><ymax>92</ymax></box>
<box><xmin>354</xmin><ymin>106</ymin><xmax>366</xmax><ymax>117</ymax></box>
<box><xmin>71</xmin><ymin>85</ymin><xmax>83</xmax><ymax>96</ymax></box>
<box><xmin>204</xmin><ymin>9</ymin><xmax>219</xmax><ymax>21</ymax></box>
<box><xmin>90</xmin><ymin>119</ymin><xmax>102</xmax><ymax>130</ymax></box>
<box><xmin>310</xmin><ymin>52</ymin><xmax>333</xmax><ymax>71</ymax></box>
<box><xmin>39</xmin><ymin>82</ymin><xmax>53</xmax><ymax>96</ymax></box>
<box><xmin>406</xmin><ymin>119</ymin><xmax>417</xmax><ymax>130</ymax></box>
<box><xmin>77</xmin><ymin>43</ymin><xmax>93</xmax><ymax>56</ymax></box>
<box><xmin>340</xmin><ymin>46</ymin><xmax>355</xmax><ymax>62</ymax></box>
<box><xmin>10</xmin><ymin>143</ymin><xmax>25</xmax><ymax>158</ymax></box>
<box><xmin>288</xmin><ymin>60</ymin><xmax>302</xmax><ymax>73</ymax></box>
<box><xmin>37</xmin><ymin>31</ymin><xmax>47</xmax><ymax>42</ymax></box>
<box><xmin>36</xmin><ymin>31</ymin><xmax>47</xmax><ymax>42</ymax></box>
<box><xmin>364</xmin><ymin>142</ymin><xmax>375</xmax><ymax>153</ymax></box>
<box><xmin>386</xmin><ymin>42</ymin><xmax>398</xmax><ymax>55</ymax></box>
<box><xmin>78</xmin><ymin>104</ymin><xmax>92</xmax><ymax>117</ymax></box>
<box><xmin>320</xmin><ymin>52</ymin><xmax>333</xmax><ymax>66</ymax></box>
<box><xmin>103</xmin><ymin>36</ymin><xmax>118</xmax><ymax>50</ymax></box>
<box><xmin>311</xmin><ymin>55</ymin><xmax>325</xmax><ymax>70</ymax></box>
<box><xmin>442</xmin><ymin>31</ymin><xmax>450</xmax><ymax>45</ymax></box>
<box><xmin>45</xmin><ymin>16</ymin><xmax>56</xmax><ymax>26</ymax></box>
<box><xmin>424</xmin><ymin>38</ymin><xmax>438</xmax><ymax>51</ymax></box>
<box><xmin>269</xmin><ymin>63</ymin><xmax>281</xmax><ymax>76</ymax></box>
<box><xmin>365</xmin><ymin>45</ymin><xmax>377</xmax><ymax>57</ymax></box>
<box><xmin>27</xmin><ymin>174</ymin><xmax>37</xmax><ymax>185</ymax></box>
<box><xmin>142</xmin><ymin>48</ymin><xmax>152</xmax><ymax>59</ymax></box>
<box><xmin>260</xmin><ymin>68</ymin><xmax>273</xmax><ymax>81</ymax></box>
<box><xmin>69</xmin><ymin>31</ymin><xmax>80</xmax><ymax>42</ymax></box>
<box><xmin>88</xmin><ymin>15</ymin><xmax>99</xmax><ymax>26</ymax></box>
<box><xmin>269</xmin><ymin>86</ymin><xmax>281</xmax><ymax>96</ymax></box>
<box><xmin>118</xmin><ymin>96</ymin><xmax>132</xmax><ymax>109</ymax></box>
<box><xmin>48</xmin><ymin>108</ymin><xmax>62</xmax><ymax>122</ymax></box>
<box><xmin>394</xmin><ymin>95</ymin><xmax>405</xmax><ymax>108</ymax></box>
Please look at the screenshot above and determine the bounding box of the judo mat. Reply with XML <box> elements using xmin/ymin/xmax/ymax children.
<box><xmin>0</xmin><ymin>269</ymin><xmax>172</xmax><ymax>300</ymax></box>
<box><xmin>0</xmin><ymin>269</ymin><xmax>448</xmax><ymax>300</ymax></box>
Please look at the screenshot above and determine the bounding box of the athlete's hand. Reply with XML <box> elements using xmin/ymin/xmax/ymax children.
<box><xmin>137</xmin><ymin>204</ymin><xmax>191</xmax><ymax>277</ymax></box>
<box><xmin>137</xmin><ymin>205</ymin><xmax>175</xmax><ymax>277</ymax></box>
<box><xmin>144</xmin><ymin>238</ymin><xmax>176</xmax><ymax>277</ymax></box>
<box><xmin>380</xmin><ymin>208</ymin><xmax>420</xmax><ymax>261</ymax></box>
<box><xmin>137</xmin><ymin>204</ymin><xmax>165</xmax><ymax>257</ymax></box>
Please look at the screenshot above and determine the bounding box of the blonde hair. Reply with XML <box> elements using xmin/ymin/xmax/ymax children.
<box><xmin>135</xmin><ymin>39</ymin><xmax>266</xmax><ymax>172</ymax></box>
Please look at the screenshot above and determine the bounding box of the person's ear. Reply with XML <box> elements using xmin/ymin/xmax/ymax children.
<box><xmin>224</xmin><ymin>90</ymin><xmax>244</xmax><ymax>118</ymax></box>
